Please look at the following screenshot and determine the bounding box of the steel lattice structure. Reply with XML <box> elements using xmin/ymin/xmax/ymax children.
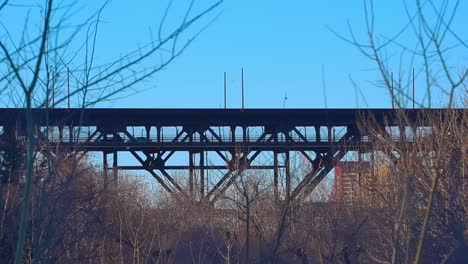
<box><xmin>0</xmin><ymin>108</ymin><xmax>462</xmax><ymax>204</ymax></box>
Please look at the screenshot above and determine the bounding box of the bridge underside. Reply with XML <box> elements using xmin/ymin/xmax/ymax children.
<box><xmin>0</xmin><ymin>108</ymin><xmax>455</xmax><ymax>204</ymax></box>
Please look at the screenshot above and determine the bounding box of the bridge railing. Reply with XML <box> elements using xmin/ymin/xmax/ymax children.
<box><xmin>36</xmin><ymin>131</ymin><xmax>416</xmax><ymax>144</ymax></box>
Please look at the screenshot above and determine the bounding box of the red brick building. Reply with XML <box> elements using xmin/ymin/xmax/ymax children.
<box><xmin>331</xmin><ymin>161</ymin><xmax>371</xmax><ymax>206</ymax></box>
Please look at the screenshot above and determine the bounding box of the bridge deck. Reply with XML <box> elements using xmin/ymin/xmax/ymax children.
<box><xmin>0</xmin><ymin>108</ymin><xmax>464</xmax><ymax>203</ymax></box>
<box><xmin>0</xmin><ymin>108</ymin><xmax>445</xmax><ymax>126</ymax></box>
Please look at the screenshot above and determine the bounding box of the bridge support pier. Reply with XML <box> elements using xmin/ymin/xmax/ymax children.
<box><xmin>200</xmin><ymin>151</ymin><xmax>205</xmax><ymax>201</ymax></box>
<box><xmin>189</xmin><ymin>151</ymin><xmax>194</xmax><ymax>199</ymax></box>
<box><xmin>285</xmin><ymin>151</ymin><xmax>291</xmax><ymax>201</ymax></box>
<box><xmin>102</xmin><ymin>151</ymin><xmax>118</xmax><ymax>189</ymax></box>
<box><xmin>113</xmin><ymin>151</ymin><xmax>118</xmax><ymax>186</ymax></box>
<box><xmin>274</xmin><ymin>151</ymin><xmax>279</xmax><ymax>201</ymax></box>
<box><xmin>103</xmin><ymin>152</ymin><xmax>108</xmax><ymax>189</ymax></box>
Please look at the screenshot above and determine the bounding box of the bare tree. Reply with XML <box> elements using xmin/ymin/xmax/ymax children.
<box><xmin>331</xmin><ymin>0</ymin><xmax>467</xmax><ymax>262</ymax></box>
<box><xmin>0</xmin><ymin>0</ymin><xmax>223</xmax><ymax>262</ymax></box>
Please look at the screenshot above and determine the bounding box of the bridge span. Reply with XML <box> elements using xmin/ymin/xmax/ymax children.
<box><xmin>0</xmin><ymin>108</ymin><xmax>462</xmax><ymax>203</ymax></box>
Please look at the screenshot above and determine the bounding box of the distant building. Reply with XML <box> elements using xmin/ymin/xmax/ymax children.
<box><xmin>331</xmin><ymin>160</ymin><xmax>396</xmax><ymax>207</ymax></box>
<box><xmin>331</xmin><ymin>161</ymin><xmax>371</xmax><ymax>206</ymax></box>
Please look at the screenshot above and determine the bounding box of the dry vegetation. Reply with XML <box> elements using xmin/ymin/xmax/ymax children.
<box><xmin>0</xmin><ymin>108</ymin><xmax>466</xmax><ymax>263</ymax></box>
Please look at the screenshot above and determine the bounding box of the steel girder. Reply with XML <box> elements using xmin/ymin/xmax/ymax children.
<box><xmin>1</xmin><ymin>108</ymin><xmax>463</xmax><ymax>204</ymax></box>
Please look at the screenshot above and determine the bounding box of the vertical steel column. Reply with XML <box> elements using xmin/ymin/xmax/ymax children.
<box><xmin>145</xmin><ymin>126</ymin><xmax>151</xmax><ymax>142</ymax></box>
<box><xmin>231</xmin><ymin>126</ymin><xmax>235</xmax><ymax>143</ymax></box>
<box><xmin>157</xmin><ymin>126</ymin><xmax>161</xmax><ymax>143</ymax></box>
<box><xmin>113</xmin><ymin>151</ymin><xmax>118</xmax><ymax>185</ymax></box>
<box><xmin>285</xmin><ymin>151</ymin><xmax>291</xmax><ymax>201</ymax></box>
<box><xmin>200</xmin><ymin>151</ymin><xmax>205</xmax><ymax>200</ymax></box>
<box><xmin>189</xmin><ymin>151</ymin><xmax>194</xmax><ymax>198</ymax></box>
<box><xmin>59</xmin><ymin>126</ymin><xmax>63</xmax><ymax>142</ymax></box>
<box><xmin>103</xmin><ymin>152</ymin><xmax>108</xmax><ymax>189</ymax></box>
<box><xmin>242</xmin><ymin>127</ymin><xmax>247</xmax><ymax>143</ymax></box>
<box><xmin>315</xmin><ymin>126</ymin><xmax>321</xmax><ymax>142</ymax></box>
<box><xmin>273</xmin><ymin>151</ymin><xmax>279</xmax><ymax>201</ymax></box>
<box><xmin>69</xmin><ymin>126</ymin><xmax>73</xmax><ymax>143</ymax></box>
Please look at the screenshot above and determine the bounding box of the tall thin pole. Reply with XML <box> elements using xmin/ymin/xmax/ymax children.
<box><xmin>67</xmin><ymin>66</ymin><xmax>70</xmax><ymax>110</ymax></box>
<box><xmin>241</xmin><ymin>68</ymin><xmax>244</xmax><ymax>112</ymax></box>
<box><xmin>391</xmin><ymin>72</ymin><xmax>394</xmax><ymax>109</ymax></box>
<box><xmin>412</xmin><ymin>68</ymin><xmax>415</xmax><ymax>109</ymax></box>
<box><xmin>224</xmin><ymin>72</ymin><xmax>227</xmax><ymax>109</ymax></box>
<box><xmin>283</xmin><ymin>93</ymin><xmax>288</xmax><ymax>109</ymax></box>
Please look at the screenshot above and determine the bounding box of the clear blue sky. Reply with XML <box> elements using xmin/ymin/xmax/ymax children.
<box><xmin>98</xmin><ymin>0</ymin><xmax>466</xmax><ymax>108</ymax></box>
<box><xmin>99</xmin><ymin>0</ymin><xmax>395</xmax><ymax>108</ymax></box>
<box><xmin>1</xmin><ymin>0</ymin><xmax>466</xmax><ymax>108</ymax></box>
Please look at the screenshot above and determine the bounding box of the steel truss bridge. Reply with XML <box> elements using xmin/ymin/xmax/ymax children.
<box><xmin>0</xmin><ymin>108</ymin><xmax>461</xmax><ymax>204</ymax></box>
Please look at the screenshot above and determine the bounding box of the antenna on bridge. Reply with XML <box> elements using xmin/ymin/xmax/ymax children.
<box><xmin>283</xmin><ymin>93</ymin><xmax>288</xmax><ymax>109</ymax></box>
<box><xmin>224</xmin><ymin>72</ymin><xmax>227</xmax><ymax>109</ymax></box>
<box><xmin>241</xmin><ymin>67</ymin><xmax>244</xmax><ymax>112</ymax></box>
